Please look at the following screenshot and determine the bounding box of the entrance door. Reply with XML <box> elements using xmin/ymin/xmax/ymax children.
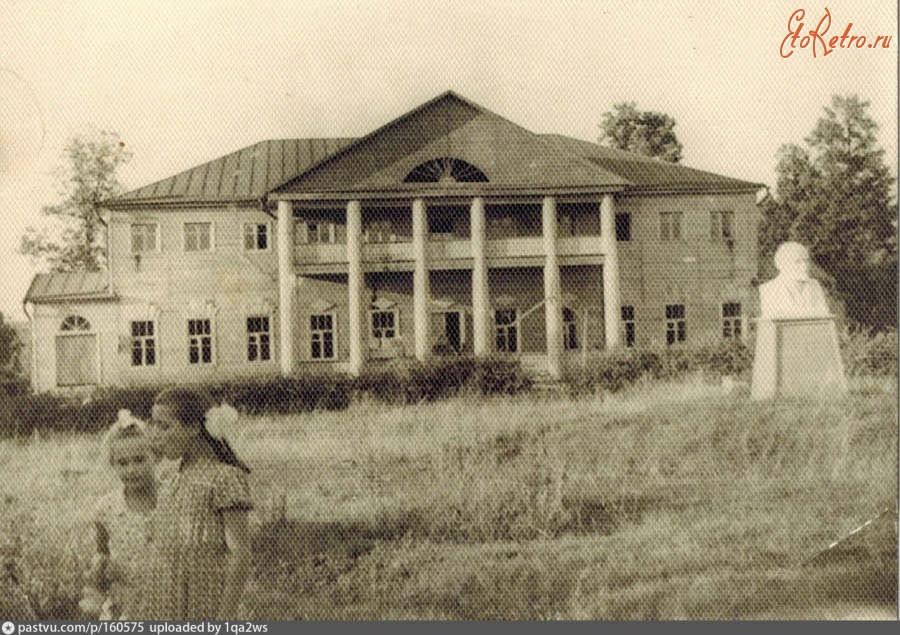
<box><xmin>444</xmin><ymin>311</ymin><xmax>461</xmax><ymax>353</ymax></box>
<box><xmin>56</xmin><ymin>334</ymin><xmax>98</xmax><ymax>386</ymax></box>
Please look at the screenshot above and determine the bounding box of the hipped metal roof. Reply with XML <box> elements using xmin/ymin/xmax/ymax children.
<box><xmin>105</xmin><ymin>91</ymin><xmax>762</xmax><ymax>208</ymax></box>
<box><xmin>24</xmin><ymin>272</ymin><xmax>115</xmax><ymax>303</ymax></box>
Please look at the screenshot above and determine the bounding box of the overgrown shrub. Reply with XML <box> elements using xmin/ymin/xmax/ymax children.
<box><xmin>564</xmin><ymin>340</ymin><xmax>753</xmax><ymax>394</ymax></box>
<box><xmin>840</xmin><ymin>326</ymin><xmax>898</xmax><ymax>377</ymax></box>
<box><xmin>0</xmin><ymin>358</ymin><xmax>529</xmax><ymax>435</ymax></box>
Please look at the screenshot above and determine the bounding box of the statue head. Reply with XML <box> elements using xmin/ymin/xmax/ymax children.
<box><xmin>773</xmin><ymin>242</ymin><xmax>811</xmax><ymax>282</ymax></box>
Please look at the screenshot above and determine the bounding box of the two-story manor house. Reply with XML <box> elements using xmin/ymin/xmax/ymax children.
<box><xmin>25</xmin><ymin>92</ymin><xmax>762</xmax><ymax>392</ymax></box>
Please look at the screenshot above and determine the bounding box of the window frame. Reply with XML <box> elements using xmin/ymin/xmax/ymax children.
<box><xmin>187</xmin><ymin>317</ymin><xmax>215</xmax><ymax>365</ymax></box>
<box><xmin>659</xmin><ymin>211</ymin><xmax>683</xmax><ymax>241</ymax></box>
<box><xmin>182</xmin><ymin>221</ymin><xmax>215</xmax><ymax>252</ymax></box>
<box><xmin>621</xmin><ymin>305</ymin><xmax>636</xmax><ymax>348</ymax></box>
<box><xmin>615</xmin><ymin>212</ymin><xmax>632</xmax><ymax>242</ymax></box>
<box><xmin>722</xmin><ymin>302</ymin><xmax>743</xmax><ymax>340</ymax></box>
<box><xmin>309</xmin><ymin>313</ymin><xmax>337</xmax><ymax>360</ymax></box>
<box><xmin>130</xmin><ymin>320</ymin><xmax>157</xmax><ymax>367</ymax></box>
<box><xmin>494</xmin><ymin>308</ymin><xmax>519</xmax><ymax>353</ymax></box>
<box><xmin>246</xmin><ymin>315</ymin><xmax>272</xmax><ymax>362</ymax></box>
<box><xmin>665</xmin><ymin>304</ymin><xmax>687</xmax><ymax>345</ymax></box>
<box><xmin>369</xmin><ymin>308</ymin><xmax>399</xmax><ymax>348</ymax></box>
<box><xmin>710</xmin><ymin>210</ymin><xmax>735</xmax><ymax>240</ymax></box>
<box><xmin>130</xmin><ymin>223</ymin><xmax>160</xmax><ymax>254</ymax></box>
<box><xmin>243</xmin><ymin>222</ymin><xmax>271</xmax><ymax>252</ymax></box>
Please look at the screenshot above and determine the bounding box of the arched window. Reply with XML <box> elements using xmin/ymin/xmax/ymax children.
<box><xmin>404</xmin><ymin>157</ymin><xmax>489</xmax><ymax>183</ymax></box>
<box><xmin>60</xmin><ymin>315</ymin><xmax>91</xmax><ymax>331</ymax></box>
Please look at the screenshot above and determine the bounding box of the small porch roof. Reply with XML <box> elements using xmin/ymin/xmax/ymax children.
<box><xmin>24</xmin><ymin>272</ymin><xmax>116</xmax><ymax>304</ymax></box>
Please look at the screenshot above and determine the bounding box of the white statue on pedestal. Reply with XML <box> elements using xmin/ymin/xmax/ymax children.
<box><xmin>758</xmin><ymin>242</ymin><xmax>830</xmax><ymax>318</ymax></box>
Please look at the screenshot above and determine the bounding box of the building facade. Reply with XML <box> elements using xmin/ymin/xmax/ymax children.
<box><xmin>25</xmin><ymin>92</ymin><xmax>762</xmax><ymax>392</ymax></box>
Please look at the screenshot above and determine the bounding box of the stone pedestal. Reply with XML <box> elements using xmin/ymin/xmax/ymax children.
<box><xmin>751</xmin><ymin>317</ymin><xmax>847</xmax><ymax>400</ymax></box>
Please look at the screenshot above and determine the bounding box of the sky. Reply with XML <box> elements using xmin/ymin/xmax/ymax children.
<box><xmin>1</xmin><ymin>0</ymin><xmax>897</xmax><ymax>320</ymax></box>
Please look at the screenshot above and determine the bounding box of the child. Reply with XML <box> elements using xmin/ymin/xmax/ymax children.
<box><xmin>80</xmin><ymin>410</ymin><xmax>159</xmax><ymax>620</ymax></box>
<box><xmin>143</xmin><ymin>388</ymin><xmax>253</xmax><ymax>620</ymax></box>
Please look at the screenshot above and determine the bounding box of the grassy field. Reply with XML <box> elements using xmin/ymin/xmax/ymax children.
<box><xmin>1</xmin><ymin>376</ymin><xmax>897</xmax><ymax>620</ymax></box>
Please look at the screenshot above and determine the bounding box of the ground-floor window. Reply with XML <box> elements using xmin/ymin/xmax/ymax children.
<box><xmin>131</xmin><ymin>320</ymin><xmax>156</xmax><ymax>366</ymax></box>
<box><xmin>621</xmin><ymin>305</ymin><xmax>636</xmax><ymax>347</ymax></box>
<box><xmin>665</xmin><ymin>304</ymin><xmax>686</xmax><ymax>345</ymax></box>
<box><xmin>495</xmin><ymin>308</ymin><xmax>518</xmax><ymax>353</ymax></box>
<box><xmin>247</xmin><ymin>316</ymin><xmax>271</xmax><ymax>361</ymax></box>
<box><xmin>562</xmin><ymin>307</ymin><xmax>578</xmax><ymax>350</ymax></box>
<box><xmin>370</xmin><ymin>310</ymin><xmax>398</xmax><ymax>349</ymax></box>
<box><xmin>188</xmin><ymin>318</ymin><xmax>213</xmax><ymax>364</ymax></box>
<box><xmin>310</xmin><ymin>314</ymin><xmax>336</xmax><ymax>359</ymax></box>
<box><xmin>722</xmin><ymin>302</ymin><xmax>742</xmax><ymax>339</ymax></box>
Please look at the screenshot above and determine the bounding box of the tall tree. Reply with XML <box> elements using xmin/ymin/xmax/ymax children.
<box><xmin>598</xmin><ymin>102</ymin><xmax>683</xmax><ymax>163</ymax></box>
<box><xmin>20</xmin><ymin>130</ymin><xmax>131</xmax><ymax>272</ymax></box>
<box><xmin>759</xmin><ymin>95</ymin><xmax>895</xmax><ymax>268</ymax></box>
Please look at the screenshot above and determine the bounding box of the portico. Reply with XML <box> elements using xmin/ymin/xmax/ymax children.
<box><xmin>275</xmin><ymin>191</ymin><xmax>621</xmax><ymax>379</ymax></box>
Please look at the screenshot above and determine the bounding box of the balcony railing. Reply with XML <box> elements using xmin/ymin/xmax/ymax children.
<box><xmin>294</xmin><ymin>234</ymin><xmax>605</xmax><ymax>267</ymax></box>
<box><xmin>558</xmin><ymin>235</ymin><xmax>603</xmax><ymax>256</ymax></box>
<box><xmin>427</xmin><ymin>239</ymin><xmax>472</xmax><ymax>261</ymax></box>
<box><xmin>485</xmin><ymin>237</ymin><xmax>544</xmax><ymax>258</ymax></box>
<box><xmin>294</xmin><ymin>243</ymin><xmax>346</xmax><ymax>265</ymax></box>
<box><xmin>363</xmin><ymin>241</ymin><xmax>414</xmax><ymax>263</ymax></box>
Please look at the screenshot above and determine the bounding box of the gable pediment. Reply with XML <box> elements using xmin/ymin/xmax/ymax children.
<box><xmin>273</xmin><ymin>92</ymin><xmax>629</xmax><ymax>195</ymax></box>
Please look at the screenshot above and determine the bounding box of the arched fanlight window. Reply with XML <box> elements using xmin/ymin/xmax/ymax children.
<box><xmin>60</xmin><ymin>315</ymin><xmax>91</xmax><ymax>331</ymax></box>
<box><xmin>403</xmin><ymin>157</ymin><xmax>489</xmax><ymax>184</ymax></box>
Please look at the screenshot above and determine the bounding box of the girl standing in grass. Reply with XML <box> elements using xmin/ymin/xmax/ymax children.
<box><xmin>144</xmin><ymin>388</ymin><xmax>253</xmax><ymax>620</ymax></box>
<box><xmin>80</xmin><ymin>410</ymin><xmax>158</xmax><ymax>620</ymax></box>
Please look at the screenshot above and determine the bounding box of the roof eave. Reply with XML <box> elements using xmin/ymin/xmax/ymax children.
<box><xmin>620</xmin><ymin>183</ymin><xmax>766</xmax><ymax>197</ymax></box>
<box><xmin>270</xmin><ymin>184</ymin><xmax>629</xmax><ymax>201</ymax></box>
<box><xmin>25</xmin><ymin>292</ymin><xmax>118</xmax><ymax>305</ymax></box>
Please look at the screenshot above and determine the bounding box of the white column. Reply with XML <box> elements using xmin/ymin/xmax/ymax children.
<box><xmin>412</xmin><ymin>198</ymin><xmax>430</xmax><ymax>361</ymax></box>
<box><xmin>543</xmin><ymin>196</ymin><xmax>562</xmax><ymax>379</ymax></box>
<box><xmin>600</xmin><ymin>194</ymin><xmax>621</xmax><ymax>348</ymax></box>
<box><xmin>347</xmin><ymin>200</ymin><xmax>365</xmax><ymax>376</ymax></box>
<box><xmin>470</xmin><ymin>197</ymin><xmax>490</xmax><ymax>356</ymax></box>
<box><xmin>277</xmin><ymin>200</ymin><xmax>295</xmax><ymax>375</ymax></box>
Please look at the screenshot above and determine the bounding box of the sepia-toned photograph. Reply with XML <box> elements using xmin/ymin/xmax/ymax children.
<box><xmin>1</xmin><ymin>0</ymin><xmax>897</xmax><ymax>622</ymax></box>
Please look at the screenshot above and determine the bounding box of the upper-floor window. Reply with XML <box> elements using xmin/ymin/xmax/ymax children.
<box><xmin>403</xmin><ymin>157</ymin><xmax>489</xmax><ymax>183</ymax></box>
<box><xmin>665</xmin><ymin>304</ymin><xmax>686</xmax><ymax>345</ymax></box>
<box><xmin>621</xmin><ymin>305</ymin><xmax>636</xmax><ymax>347</ymax></box>
<box><xmin>366</xmin><ymin>220</ymin><xmax>396</xmax><ymax>244</ymax></box>
<box><xmin>615</xmin><ymin>213</ymin><xmax>632</xmax><ymax>242</ymax></box>
<box><xmin>557</xmin><ymin>213</ymin><xmax>574</xmax><ymax>238</ymax></box>
<box><xmin>660</xmin><ymin>212</ymin><xmax>682</xmax><ymax>241</ymax></box>
<box><xmin>710</xmin><ymin>211</ymin><xmax>734</xmax><ymax>240</ymax></box>
<box><xmin>298</xmin><ymin>221</ymin><xmax>344</xmax><ymax>244</ymax></box>
<box><xmin>131</xmin><ymin>320</ymin><xmax>156</xmax><ymax>366</ymax></box>
<box><xmin>722</xmin><ymin>302</ymin><xmax>743</xmax><ymax>339</ymax></box>
<box><xmin>131</xmin><ymin>224</ymin><xmax>158</xmax><ymax>253</ymax></box>
<box><xmin>429</xmin><ymin>216</ymin><xmax>455</xmax><ymax>241</ymax></box>
<box><xmin>247</xmin><ymin>316</ymin><xmax>271</xmax><ymax>362</ymax></box>
<box><xmin>244</xmin><ymin>223</ymin><xmax>269</xmax><ymax>251</ymax></box>
<box><xmin>184</xmin><ymin>222</ymin><xmax>213</xmax><ymax>252</ymax></box>
<box><xmin>488</xmin><ymin>217</ymin><xmax>517</xmax><ymax>240</ymax></box>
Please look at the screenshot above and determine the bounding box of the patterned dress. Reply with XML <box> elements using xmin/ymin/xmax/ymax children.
<box><xmin>92</xmin><ymin>489</ymin><xmax>154</xmax><ymax>619</ymax></box>
<box><xmin>142</xmin><ymin>456</ymin><xmax>253</xmax><ymax>620</ymax></box>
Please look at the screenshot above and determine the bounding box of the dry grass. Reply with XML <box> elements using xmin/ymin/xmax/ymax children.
<box><xmin>1</xmin><ymin>377</ymin><xmax>896</xmax><ymax>619</ymax></box>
